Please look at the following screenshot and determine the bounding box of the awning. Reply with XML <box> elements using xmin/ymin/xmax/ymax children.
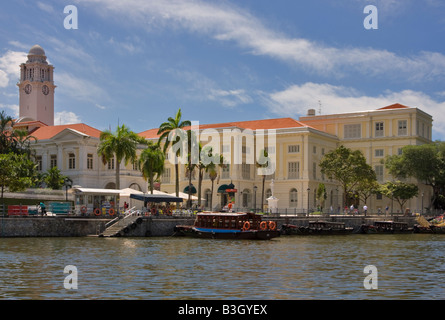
<box><xmin>217</xmin><ymin>184</ymin><xmax>229</xmax><ymax>193</ymax></box>
<box><xmin>130</xmin><ymin>193</ymin><xmax>183</xmax><ymax>203</ymax></box>
<box><xmin>183</xmin><ymin>185</ymin><xmax>197</xmax><ymax>194</ymax></box>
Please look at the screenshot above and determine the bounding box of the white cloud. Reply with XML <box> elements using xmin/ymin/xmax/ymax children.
<box><xmin>54</xmin><ymin>111</ymin><xmax>81</xmax><ymax>125</ymax></box>
<box><xmin>0</xmin><ymin>104</ymin><xmax>19</xmax><ymax>117</ymax></box>
<box><xmin>0</xmin><ymin>50</ymin><xmax>27</xmax><ymax>87</ymax></box>
<box><xmin>208</xmin><ymin>89</ymin><xmax>253</xmax><ymax>108</ymax></box>
<box><xmin>261</xmin><ymin>82</ymin><xmax>445</xmax><ymax>139</ymax></box>
<box><xmin>37</xmin><ymin>2</ymin><xmax>55</xmax><ymax>14</ymax></box>
<box><xmin>74</xmin><ymin>0</ymin><xmax>445</xmax><ymax>81</ymax></box>
<box><xmin>56</xmin><ymin>72</ymin><xmax>107</xmax><ymax>103</ymax></box>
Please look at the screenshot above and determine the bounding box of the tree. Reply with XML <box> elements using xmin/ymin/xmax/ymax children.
<box><xmin>97</xmin><ymin>124</ymin><xmax>145</xmax><ymax>190</ymax></box>
<box><xmin>157</xmin><ymin>108</ymin><xmax>191</xmax><ymax>197</ymax></box>
<box><xmin>316</xmin><ymin>183</ymin><xmax>327</xmax><ymax>211</ymax></box>
<box><xmin>139</xmin><ymin>141</ymin><xmax>165</xmax><ymax>194</ymax></box>
<box><xmin>379</xmin><ymin>181</ymin><xmax>418</xmax><ymax>214</ymax></box>
<box><xmin>385</xmin><ymin>142</ymin><xmax>445</xmax><ymax>209</ymax></box>
<box><xmin>43</xmin><ymin>166</ymin><xmax>67</xmax><ymax>190</ymax></box>
<box><xmin>202</xmin><ymin>147</ymin><xmax>225</xmax><ymax>210</ymax></box>
<box><xmin>319</xmin><ymin>145</ymin><xmax>376</xmax><ymax>208</ymax></box>
<box><xmin>0</xmin><ymin>153</ymin><xmax>37</xmax><ymax>200</ymax></box>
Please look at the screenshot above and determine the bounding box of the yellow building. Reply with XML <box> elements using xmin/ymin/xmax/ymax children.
<box><xmin>16</xmin><ymin>45</ymin><xmax>433</xmax><ymax>213</ymax></box>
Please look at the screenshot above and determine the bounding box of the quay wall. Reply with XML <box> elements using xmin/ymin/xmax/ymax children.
<box><xmin>0</xmin><ymin>215</ymin><xmax>419</xmax><ymax>237</ymax></box>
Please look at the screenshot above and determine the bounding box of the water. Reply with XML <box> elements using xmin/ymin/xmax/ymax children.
<box><xmin>0</xmin><ymin>234</ymin><xmax>444</xmax><ymax>300</ymax></box>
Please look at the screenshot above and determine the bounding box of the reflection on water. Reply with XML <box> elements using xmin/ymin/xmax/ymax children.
<box><xmin>0</xmin><ymin>234</ymin><xmax>444</xmax><ymax>299</ymax></box>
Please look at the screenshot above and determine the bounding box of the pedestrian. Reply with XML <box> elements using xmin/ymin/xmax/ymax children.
<box><xmin>363</xmin><ymin>204</ymin><xmax>368</xmax><ymax>216</ymax></box>
<box><xmin>350</xmin><ymin>204</ymin><xmax>354</xmax><ymax>214</ymax></box>
<box><xmin>385</xmin><ymin>205</ymin><xmax>389</xmax><ymax>216</ymax></box>
<box><xmin>39</xmin><ymin>202</ymin><xmax>46</xmax><ymax>216</ymax></box>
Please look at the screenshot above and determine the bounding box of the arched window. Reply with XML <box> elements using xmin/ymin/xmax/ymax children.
<box><xmin>242</xmin><ymin>189</ymin><xmax>251</xmax><ymax>208</ymax></box>
<box><xmin>289</xmin><ymin>188</ymin><xmax>298</xmax><ymax>208</ymax></box>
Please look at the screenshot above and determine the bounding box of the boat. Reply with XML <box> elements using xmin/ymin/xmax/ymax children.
<box><xmin>281</xmin><ymin>221</ymin><xmax>354</xmax><ymax>235</ymax></box>
<box><xmin>173</xmin><ymin>212</ymin><xmax>280</xmax><ymax>240</ymax></box>
<box><xmin>359</xmin><ymin>221</ymin><xmax>413</xmax><ymax>234</ymax></box>
<box><xmin>413</xmin><ymin>215</ymin><xmax>445</xmax><ymax>234</ymax></box>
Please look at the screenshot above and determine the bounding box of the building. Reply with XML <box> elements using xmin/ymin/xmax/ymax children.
<box><xmin>15</xmin><ymin>45</ymin><xmax>433</xmax><ymax>213</ymax></box>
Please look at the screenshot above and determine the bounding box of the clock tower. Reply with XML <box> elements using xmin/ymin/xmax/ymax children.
<box><xmin>18</xmin><ymin>45</ymin><xmax>56</xmax><ymax>126</ymax></box>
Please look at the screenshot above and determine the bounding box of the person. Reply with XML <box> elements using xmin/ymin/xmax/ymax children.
<box><xmin>363</xmin><ymin>204</ymin><xmax>368</xmax><ymax>216</ymax></box>
<box><xmin>124</xmin><ymin>201</ymin><xmax>129</xmax><ymax>211</ymax></box>
<box><xmin>385</xmin><ymin>205</ymin><xmax>389</xmax><ymax>216</ymax></box>
<box><xmin>39</xmin><ymin>202</ymin><xmax>46</xmax><ymax>216</ymax></box>
<box><xmin>350</xmin><ymin>204</ymin><xmax>354</xmax><ymax>214</ymax></box>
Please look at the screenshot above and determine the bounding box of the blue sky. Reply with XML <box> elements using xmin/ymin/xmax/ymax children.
<box><xmin>0</xmin><ymin>0</ymin><xmax>444</xmax><ymax>139</ymax></box>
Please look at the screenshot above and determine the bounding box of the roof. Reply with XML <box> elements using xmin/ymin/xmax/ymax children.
<box><xmin>139</xmin><ymin>117</ymin><xmax>310</xmax><ymax>139</ymax></box>
<box><xmin>130</xmin><ymin>193</ymin><xmax>183</xmax><ymax>203</ymax></box>
<box><xmin>378</xmin><ymin>103</ymin><xmax>411</xmax><ymax>110</ymax></box>
<box><xmin>32</xmin><ymin>123</ymin><xmax>102</xmax><ymax>140</ymax></box>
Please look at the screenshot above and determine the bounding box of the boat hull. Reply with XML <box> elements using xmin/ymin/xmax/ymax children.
<box><xmin>174</xmin><ymin>226</ymin><xmax>280</xmax><ymax>240</ymax></box>
<box><xmin>359</xmin><ymin>225</ymin><xmax>413</xmax><ymax>234</ymax></box>
<box><xmin>281</xmin><ymin>224</ymin><xmax>354</xmax><ymax>235</ymax></box>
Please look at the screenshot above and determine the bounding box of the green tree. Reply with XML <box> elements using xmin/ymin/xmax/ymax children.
<box><xmin>157</xmin><ymin>108</ymin><xmax>191</xmax><ymax>197</ymax></box>
<box><xmin>204</xmin><ymin>151</ymin><xmax>225</xmax><ymax>211</ymax></box>
<box><xmin>139</xmin><ymin>141</ymin><xmax>165</xmax><ymax>194</ymax></box>
<box><xmin>0</xmin><ymin>153</ymin><xmax>37</xmax><ymax>200</ymax></box>
<box><xmin>97</xmin><ymin>124</ymin><xmax>145</xmax><ymax>190</ymax></box>
<box><xmin>43</xmin><ymin>166</ymin><xmax>67</xmax><ymax>190</ymax></box>
<box><xmin>385</xmin><ymin>142</ymin><xmax>445</xmax><ymax>209</ymax></box>
<box><xmin>319</xmin><ymin>145</ymin><xmax>376</xmax><ymax>208</ymax></box>
<box><xmin>0</xmin><ymin>111</ymin><xmax>15</xmax><ymax>154</ymax></box>
<box><xmin>379</xmin><ymin>181</ymin><xmax>419</xmax><ymax>214</ymax></box>
<box><xmin>316</xmin><ymin>183</ymin><xmax>327</xmax><ymax>211</ymax></box>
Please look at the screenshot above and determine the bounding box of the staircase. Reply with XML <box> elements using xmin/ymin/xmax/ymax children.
<box><xmin>99</xmin><ymin>207</ymin><xmax>143</xmax><ymax>237</ymax></box>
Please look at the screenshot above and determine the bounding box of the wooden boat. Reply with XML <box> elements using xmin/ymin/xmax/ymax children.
<box><xmin>174</xmin><ymin>212</ymin><xmax>280</xmax><ymax>240</ymax></box>
<box><xmin>413</xmin><ymin>215</ymin><xmax>445</xmax><ymax>234</ymax></box>
<box><xmin>359</xmin><ymin>221</ymin><xmax>413</xmax><ymax>234</ymax></box>
<box><xmin>281</xmin><ymin>221</ymin><xmax>354</xmax><ymax>235</ymax></box>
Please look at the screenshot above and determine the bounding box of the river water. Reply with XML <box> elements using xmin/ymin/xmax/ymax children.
<box><xmin>0</xmin><ymin>234</ymin><xmax>444</xmax><ymax>300</ymax></box>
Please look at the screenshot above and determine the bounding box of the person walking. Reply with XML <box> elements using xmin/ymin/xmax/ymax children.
<box><xmin>363</xmin><ymin>204</ymin><xmax>368</xmax><ymax>216</ymax></box>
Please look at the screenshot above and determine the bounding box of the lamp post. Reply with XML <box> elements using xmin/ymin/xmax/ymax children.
<box><xmin>421</xmin><ymin>192</ymin><xmax>424</xmax><ymax>215</ymax></box>
<box><xmin>253</xmin><ymin>186</ymin><xmax>258</xmax><ymax>213</ymax></box>
<box><xmin>307</xmin><ymin>187</ymin><xmax>310</xmax><ymax>216</ymax></box>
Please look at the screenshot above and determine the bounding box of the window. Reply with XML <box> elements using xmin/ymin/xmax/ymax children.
<box><xmin>313</xmin><ymin>162</ymin><xmax>317</xmax><ymax>180</ymax></box>
<box><xmin>375</xmin><ymin>122</ymin><xmax>384</xmax><ymax>137</ymax></box>
<box><xmin>222</xmin><ymin>164</ymin><xmax>230</xmax><ymax>179</ymax></box>
<box><xmin>398</xmin><ymin>120</ymin><xmax>408</xmax><ymax>136</ymax></box>
<box><xmin>161</xmin><ymin>168</ymin><xmax>171</xmax><ymax>184</ymax></box>
<box><xmin>288</xmin><ymin>145</ymin><xmax>300</xmax><ymax>153</ymax></box>
<box><xmin>242</xmin><ymin>164</ymin><xmax>251</xmax><ymax>179</ymax></box>
<box><xmin>288</xmin><ymin>162</ymin><xmax>300</xmax><ymax>179</ymax></box>
<box><xmin>87</xmin><ymin>154</ymin><xmax>93</xmax><ymax>170</ymax></box>
<box><xmin>132</xmin><ymin>160</ymin><xmax>138</xmax><ymax>171</ymax></box>
<box><xmin>398</xmin><ymin>148</ymin><xmax>403</xmax><ymax>155</ymax></box>
<box><xmin>289</xmin><ymin>189</ymin><xmax>298</xmax><ymax>208</ymax></box>
<box><xmin>375</xmin><ymin>149</ymin><xmax>384</xmax><ymax>157</ymax></box>
<box><xmin>68</xmin><ymin>153</ymin><xmax>76</xmax><ymax>170</ymax></box>
<box><xmin>375</xmin><ymin>165</ymin><xmax>384</xmax><ymax>182</ymax></box>
<box><xmin>50</xmin><ymin>155</ymin><xmax>57</xmax><ymax>168</ymax></box>
<box><xmin>108</xmin><ymin>158</ymin><xmax>115</xmax><ymax>170</ymax></box>
<box><xmin>344</xmin><ymin>124</ymin><xmax>361</xmax><ymax>139</ymax></box>
<box><xmin>313</xmin><ymin>146</ymin><xmax>317</xmax><ymax>154</ymax></box>
<box><xmin>35</xmin><ymin>156</ymin><xmax>42</xmax><ymax>171</ymax></box>
<box><xmin>242</xmin><ymin>190</ymin><xmax>251</xmax><ymax>207</ymax></box>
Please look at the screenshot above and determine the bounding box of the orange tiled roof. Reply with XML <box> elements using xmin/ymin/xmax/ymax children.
<box><xmin>378</xmin><ymin>103</ymin><xmax>411</xmax><ymax>110</ymax></box>
<box><xmin>32</xmin><ymin>123</ymin><xmax>102</xmax><ymax>140</ymax></box>
<box><xmin>139</xmin><ymin>117</ymin><xmax>310</xmax><ymax>139</ymax></box>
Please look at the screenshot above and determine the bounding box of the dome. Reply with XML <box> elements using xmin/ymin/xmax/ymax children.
<box><xmin>29</xmin><ymin>45</ymin><xmax>46</xmax><ymax>56</ymax></box>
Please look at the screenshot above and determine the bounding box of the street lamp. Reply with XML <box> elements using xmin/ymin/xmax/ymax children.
<box><xmin>253</xmin><ymin>186</ymin><xmax>258</xmax><ymax>213</ymax></box>
<box><xmin>307</xmin><ymin>188</ymin><xmax>310</xmax><ymax>216</ymax></box>
<box><xmin>421</xmin><ymin>192</ymin><xmax>424</xmax><ymax>215</ymax></box>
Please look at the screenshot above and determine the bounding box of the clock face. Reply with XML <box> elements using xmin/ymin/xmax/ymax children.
<box><xmin>24</xmin><ymin>84</ymin><xmax>32</xmax><ymax>94</ymax></box>
<box><xmin>42</xmin><ymin>85</ymin><xmax>49</xmax><ymax>95</ymax></box>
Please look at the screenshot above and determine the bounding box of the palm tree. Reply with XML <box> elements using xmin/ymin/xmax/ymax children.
<box><xmin>97</xmin><ymin>124</ymin><xmax>145</xmax><ymax>190</ymax></box>
<box><xmin>0</xmin><ymin>111</ymin><xmax>15</xmax><ymax>154</ymax></box>
<box><xmin>139</xmin><ymin>141</ymin><xmax>165</xmax><ymax>194</ymax></box>
<box><xmin>204</xmin><ymin>151</ymin><xmax>225</xmax><ymax>211</ymax></box>
<box><xmin>157</xmin><ymin>108</ymin><xmax>191</xmax><ymax>197</ymax></box>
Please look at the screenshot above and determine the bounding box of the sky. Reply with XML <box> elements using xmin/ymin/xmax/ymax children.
<box><xmin>0</xmin><ymin>0</ymin><xmax>444</xmax><ymax>140</ymax></box>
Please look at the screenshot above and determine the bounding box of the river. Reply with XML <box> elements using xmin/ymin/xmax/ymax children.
<box><xmin>0</xmin><ymin>234</ymin><xmax>444</xmax><ymax>300</ymax></box>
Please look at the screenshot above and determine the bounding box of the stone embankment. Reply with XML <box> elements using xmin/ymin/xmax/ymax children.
<box><xmin>0</xmin><ymin>215</ymin><xmax>419</xmax><ymax>237</ymax></box>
